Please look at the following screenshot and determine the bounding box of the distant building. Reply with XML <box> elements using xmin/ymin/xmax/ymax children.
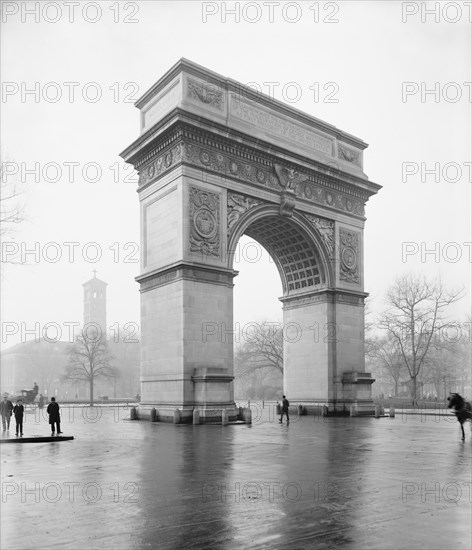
<box><xmin>1</xmin><ymin>272</ymin><xmax>113</xmax><ymax>399</ymax></box>
<box><xmin>1</xmin><ymin>340</ymin><xmax>69</xmax><ymax>397</ymax></box>
<box><xmin>1</xmin><ymin>272</ymin><xmax>140</xmax><ymax>399</ymax></box>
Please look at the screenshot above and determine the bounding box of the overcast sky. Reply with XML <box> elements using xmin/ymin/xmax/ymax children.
<box><xmin>1</xmin><ymin>0</ymin><xmax>471</xmax><ymax>349</ymax></box>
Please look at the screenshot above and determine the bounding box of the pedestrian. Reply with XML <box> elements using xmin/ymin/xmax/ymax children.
<box><xmin>1</xmin><ymin>395</ymin><xmax>14</xmax><ymax>432</ymax></box>
<box><xmin>13</xmin><ymin>399</ymin><xmax>24</xmax><ymax>436</ymax></box>
<box><xmin>38</xmin><ymin>394</ymin><xmax>44</xmax><ymax>409</ymax></box>
<box><xmin>47</xmin><ymin>397</ymin><xmax>62</xmax><ymax>436</ymax></box>
<box><xmin>279</xmin><ymin>395</ymin><xmax>290</xmax><ymax>424</ymax></box>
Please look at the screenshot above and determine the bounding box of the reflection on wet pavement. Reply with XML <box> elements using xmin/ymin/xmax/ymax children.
<box><xmin>1</xmin><ymin>405</ymin><xmax>471</xmax><ymax>549</ymax></box>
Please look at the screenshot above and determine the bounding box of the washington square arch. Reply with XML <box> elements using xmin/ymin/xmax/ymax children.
<box><xmin>120</xmin><ymin>59</ymin><xmax>381</xmax><ymax>422</ymax></box>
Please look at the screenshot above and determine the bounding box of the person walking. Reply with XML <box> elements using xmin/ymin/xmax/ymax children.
<box><xmin>47</xmin><ymin>397</ymin><xmax>62</xmax><ymax>436</ymax></box>
<box><xmin>13</xmin><ymin>399</ymin><xmax>24</xmax><ymax>436</ymax></box>
<box><xmin>1</xmin><ymin>395</ymin><xmax>14</xmax><ymax>432</ymax></box>
<box><xmin>279</xmin><ymin>395</ymin><xmax>290</xmax><ymax>424</ymax></box>
<box><xmin>38</xmin><ymin>394</ymin><xmax>44</xmax><ymax>409</ymax></box>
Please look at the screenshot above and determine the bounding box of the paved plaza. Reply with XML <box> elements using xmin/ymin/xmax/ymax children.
<box><xmin>1</xmin><ymin>405</ymin><xmax>471</xmax><ymax>549</ymax></box>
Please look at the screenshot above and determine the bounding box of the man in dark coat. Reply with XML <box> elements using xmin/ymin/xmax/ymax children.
<box><xmin>13</xmin><ymin>399</ymin><xmax>24</xmax><ymax>436</ymax></box>
<box><xmin>279</xmin><ymin>395</ymin><xmax>290</xmax><ymax>424</ymax></box>
<box><xmin>1</xmin><ymin>395</ymin><xmax>14</xmax><ymax>431</ymax></box>
<box><xmin>47</xmin><ymin>397</ymin><xmax>62</xmax><ymax>436</ymax></box>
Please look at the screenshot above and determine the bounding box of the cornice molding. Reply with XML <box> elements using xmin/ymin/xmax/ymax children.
<box><xmin>134</xmin><ymin>123</ymin><xmax>378</xmax><ymax>218</ymax></box>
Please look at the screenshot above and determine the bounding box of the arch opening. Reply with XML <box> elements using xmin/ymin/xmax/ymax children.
<box><xmin>229</xmin><ymin>211</ymin><xmax>330</xmax><ymax>296</ymax></box>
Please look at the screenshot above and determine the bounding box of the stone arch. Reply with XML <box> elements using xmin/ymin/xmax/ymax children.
<box><xmin>121</xmin><ymin>59</ymin><xmax>381</xmax><ymax>421</ymax></box>
<box><xmin>227</xmin><ymin>204</ymin><xmax>334</xmax><ymax>294</ymax></box>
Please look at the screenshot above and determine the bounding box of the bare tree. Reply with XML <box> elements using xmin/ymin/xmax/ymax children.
<box><xmin>369</xmin><ymin>334</ymin><xmax>407</xmax><ymax>397</ymax></box>
<box><xmin>379</xmin><ymin>274</ymin><xmax>463</xmax><ymax>404</ymax></box>
<box><xmin>238</xmin><ymin>322</ymin><xmax>283</xmax><ymax>376</ymax></box>
<box><xmin>233</xmin><ymin>322</ymin><xmax>283</xmax><ymax>400</ymax></box>
<box><xmin>1</xmin><ymin>161</ymin><xmax>25</xmax><ymax>239</ymax></box>
<box><xmin>423</xmin><ymin>322</ymin><xmax>472</xmax><ymax>399</ymax></box>
<box><xmin>64</xmin><ymin>326</ymin><xmax>115</xmax><ymax>405</ymax></box>
<box><xmin>364</xmin><ymin>296</ymin><xmax>377</xmax><ymax>358</ymax></box>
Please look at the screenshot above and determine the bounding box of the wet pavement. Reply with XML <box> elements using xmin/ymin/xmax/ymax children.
<box><xmin>1</xmin><ymin>404</ymin><xmax>471</xmax><ymax>549</ymax></box>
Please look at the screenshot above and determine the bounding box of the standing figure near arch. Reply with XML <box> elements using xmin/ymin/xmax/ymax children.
<box><xmin>13</xmin><ymin>399</ymin><xmax>24</xmax><ymax>437</ymax></box>
<box><xmin>47</xmin><ymin>397</ymin><xmax>62</xmax><ymax>436</ymax></box>
<box><xmin>1</xmin><ymin>395</ymin><xmax>13</xmax><ymax>431</ymax></box>
<box><xmin>279</xmin><ymin>395</ymin><xmax>290</xmax><ymax>424</ymax></box>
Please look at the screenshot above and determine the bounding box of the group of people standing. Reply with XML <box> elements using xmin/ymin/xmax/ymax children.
<box><xmin>1</xmin><ymin>395</ymin><xmax>62</xmax><ymax>437</ymax></box>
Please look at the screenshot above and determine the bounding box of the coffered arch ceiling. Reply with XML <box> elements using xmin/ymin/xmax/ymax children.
<box><xmin>229</xmin><ymin>207</ymin><xmax>332</xmax><ymax>296</ymax></box>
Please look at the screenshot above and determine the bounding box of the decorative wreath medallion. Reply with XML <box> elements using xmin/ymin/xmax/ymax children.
<box><xmin>341</xmin><ymin>246</ymin><xmax>357</xmax><ymax>270</ymax></box>
<box><xmin>200</xmin><ymin>151</ymin><xmax>211</xmax><ymax>165</ymax></box>
<box><xmin>303</xmin><ymin>183</ymin><xmax>313</xmax><ymax>199</ymax></box>
<box><xmin>164</xmin><ymin>153</ymin><xmax>172</xmax><ymax>168</ymax></box>
<box><xmin>189</xmin><ymin>186</ymin><xmax>220</xmax><ymax>258</ymax></box>
<box><xmin>193</xmin><ymin>208</ymin><xmax>218</xmax><ymax>240</ymax></box>
<box><xmin>339</xmin><ymin>228</ymin><xmax>360</xmax><ymax>284</ymax></box>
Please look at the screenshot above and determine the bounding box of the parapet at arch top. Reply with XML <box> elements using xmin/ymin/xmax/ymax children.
<box><xmin>120</xmin><ymin>59</ymin><xmax>381</xmax><ymax>422</ymax></box>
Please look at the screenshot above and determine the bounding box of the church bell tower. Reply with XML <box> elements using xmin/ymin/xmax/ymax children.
<box><xmin>82</xmin><ymin>270</ymin><xmax>107</xmax><ymax>337</ymax></box>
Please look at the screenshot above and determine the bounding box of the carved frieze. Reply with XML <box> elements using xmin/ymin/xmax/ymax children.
<box><xmin>182</xmin><ymin>141</ymin><xmax>365</xmax><ymax>217</ymax></box>
<box><xmin>305</xmin><ymin>215</ymin><xmax>335</xmax><ymax>259</ymax></box>
<box><xmin>227</xmin><ymin>192</ymin><xmax>262</xmax><ymax>233</ymax></box>
<box><xmin>183</xmin><ymin>142</ymin><xmax>280</xmax><ymax>190</ymax></box>
<box><xmin>339</xmin><ymin>229</ymin><xmax>360</xmax><ymax>284</ymax></box>
<box><xmin>139</xmin><ymin>143</ymin><xmax>182</xmax><ymax>187</ymax></box>
<box><xmin>231</xmin><ymin>96</ymin><xmax>333</xmax><ymax>155</ymax></box>
<box><xmin>338</xmin><ymin>144</ymin><xmax>361</xmax><ymax>167</ymax></box>
<box><xmin>281</xmin><ymin>293</ymin><xmax>329</xmax><ymax>310</ymax></box>
<box><xmin>187</xmin><ymin>78</ymin><xmax>223</xmax><ymax>110</ymax></box>
<box><xmin>189</xmin><ymin>186</ymin><xmax>221</xmax><ymax>258</ymax></box>
<box><xmin>139</xmin><ymin>270</ymin><xmax>177</xmax><ymax>292</ymax></box>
